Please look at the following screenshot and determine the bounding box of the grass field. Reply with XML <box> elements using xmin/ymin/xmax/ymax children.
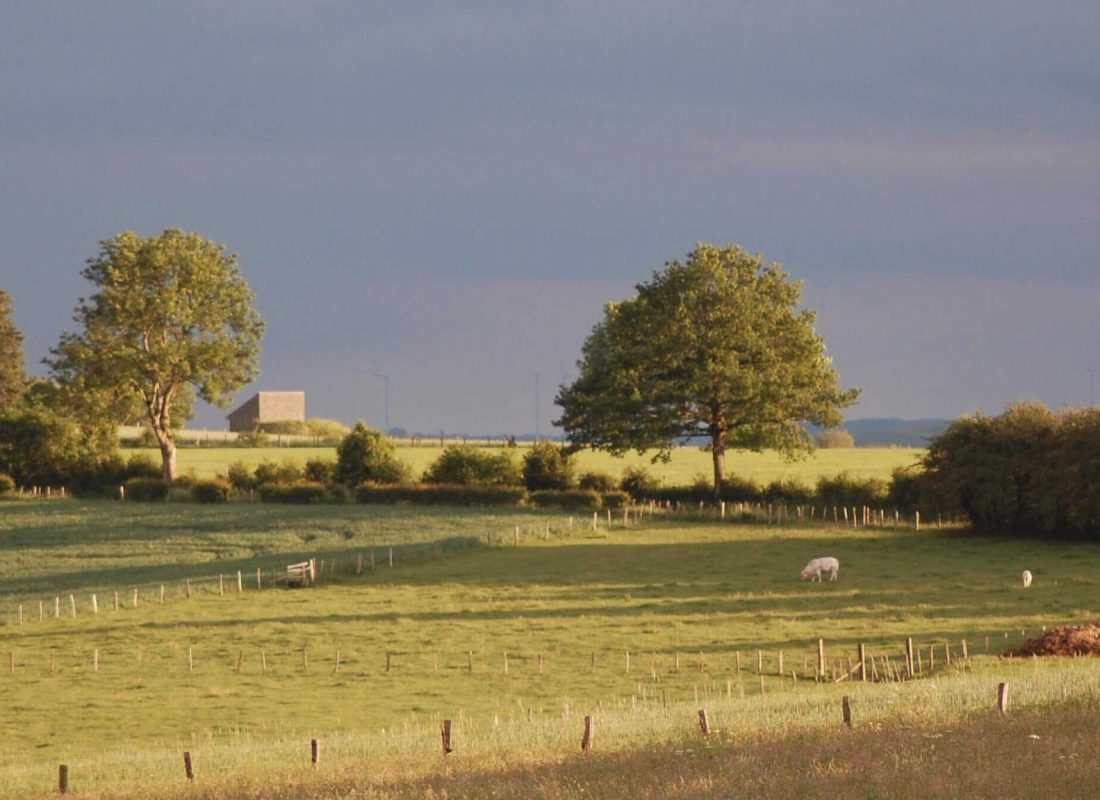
<box><xmin>136</xmin><ymin>444</ymin><xmax>924</xmax><ymax>486</ymax></box>
<box><xmin>0</xmin><ymin>499</ymin><xmax>1098</xmax><ymax>797</ymax></box>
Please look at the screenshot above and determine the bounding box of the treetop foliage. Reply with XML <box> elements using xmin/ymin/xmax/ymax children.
<box><xmin>46</xmin><ymin>229</ymin><xmax>264</xmax><ymax>479</ymax></box>
<box><xmin>0</xmin><ymin>290</ymin><xmax>26</xmax><ymax>409</ymax></box>
<box><xmin>922</xmin><ymin>401</ymin><xmax>1100</xmax><ymax>537</ymax></box>
<box><xmin>335</xmin><ymin>422</ymin><xmax>410</xmax><ymax>486</ymax></box>
<box><xmin>556</xmin><ymin>243</ymin><xmax>859</xmax><ymax>496</ymax></box>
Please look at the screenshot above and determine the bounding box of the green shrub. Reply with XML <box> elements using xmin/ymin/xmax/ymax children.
<box><xmin>0</xmin><ymin>473</ymin><xmax>14</xmax><ymax>496</ymax></box>
<box><xmin>816</xmin><ymin>429</ymin><xmax>856</xmax><ymax>448</ymax></box>
<box><xmin>762</xmin><ymin>479</ymin><xmax>815</xmax><ymax>505</ymax></box>
<box><xmin>124</xmin><ymin>477</ymin><xmax>170</xmax><ymax>502</ymax></box>
<box><xmin>326</xmin><ymin>483</ymin><xmax>350</xmax><ymax>504</ymax></box>
<box><xmin>578</xmin><ymin>471</ymin><xmax>617</xmax><ymax>492</ymax></box>
<box><xmin>171</xmin><ymin>471</ymin><xmax>196</xmax><ymax>489</ymax></box>
<box><xmin>921</xmin><ymin>402</ymin><xmax>1100</xmax><ymax>536</ymax></box>
<box><xmin>125</xmin><ymin>453</ymin><xmax>162</xmax><ymax>479</ymax></box>
<box><xmin>814</xmin><ymin>472</ymin><xmax>888</xmax><ymax>509</ymax></box>
<box><xmin>528</xmin><ymin>489</ymin><xmax>601</xmax><ymax>510</ymax></box>
<box><xmin>522</xmin><ymin>442</ymin><xmax>575</xmax><ymax>490</ymax></box>
<box><xmin>600</xmin><ymin>490</ymin><xmax>631</xmax><ymax>509</ymax></box>
<box><xmin>303</xmin><ymin>458</ymin><xmax>335</xmax><ymax>483</ymax></box>
<box><xmin>336</xmin><ymin>423</ymin><xmax>410</xmax><ymax>486</ymax></box>
<box><xmin>252</xmin><ymin>459</ymin><xmax>301</xmax><ymax>486</ymax></box>
<box><xmin>191</xmin><ymin>479</ymin><xmax>231</xmax><ymax>504</ymax></box>
<box><xmin>422</xmin><ymin>445</ymin><xmax>521</xmax><ymax>486</ymax></box>
<box><xmin>887</xmin><ymin>466</ymin><xmax>927</xmax><ymax>514</ymax></box>
<box><xmin>620</xmin><ymin>466</ymin><xmax>658</xmax><ymax>498</ymax></box>
<box><xmin>356</xmin><ymin>483</ymin><xmax>527</xmax><ymax>507</ymax></box>
<box><xmin>225</xmin><ymin>460</ymin><xmax>255</xmax><ymax>491</ymax></box>
<box><xmin>646</xmin><ymin>475</ymin><xmax>762</xmax><ymax>506</ymax></box>
<box><xmin>258</xmin><ymin>481</ymin><xmax>328</xmax><ymax>504</ymax></box>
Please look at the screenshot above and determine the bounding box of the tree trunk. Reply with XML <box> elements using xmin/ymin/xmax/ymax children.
<box><xmin>157</xmin><ymin>437</ymin><xmax>177</xmax><ymax>482</ymax></box>
<box><xmin>146</xmin><ymin>387</ymin><xmax>177</xmax><ymax>482</ymax></box>
<box><xmin>712</xmin><ymin>436</ymin><xmax>725</xmax><ymax>506</ymax></box>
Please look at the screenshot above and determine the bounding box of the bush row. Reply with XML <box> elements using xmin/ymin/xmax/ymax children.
<box><xmin>115</xmin><ymin>478</ymin><xmax>636</xmax><ymax>509</ymax></box>
<box><xmin>922</xmin><ymin>403</ymin><xmax>1100</xmax><ymax>537</ymax></box>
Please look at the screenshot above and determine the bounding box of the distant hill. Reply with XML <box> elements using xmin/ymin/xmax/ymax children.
<box><xmin>830</xmin><ymin>418</ymin><xmax>951</xmax><ymax>448</ymax></box>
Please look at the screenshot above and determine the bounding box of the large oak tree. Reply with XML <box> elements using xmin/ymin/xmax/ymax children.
<box><xmin>48</xmin><ymin>229</ymin><xmax>264</xmax><ymax>480</ymax></box>
<box><xmin>555</xmin><ymin>243</ymin><xmax>859</xmax><ymax>500</ymax></box>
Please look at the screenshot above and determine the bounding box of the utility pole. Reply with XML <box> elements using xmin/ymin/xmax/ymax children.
<box><xmin>375</xmin><ymin>373</ymin><xmax>390</xmax><ymax>433</ymax></box>
<box><xmin>531</xmin><ymin>370</ymin><xmax>541</xmax><ymax>441</ymax></box>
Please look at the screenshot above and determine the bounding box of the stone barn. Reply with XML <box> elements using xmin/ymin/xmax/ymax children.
<box><xmin>226</xmin><ymin>391</ymin><xmax>306</xmax><ymax>432</ymax></box>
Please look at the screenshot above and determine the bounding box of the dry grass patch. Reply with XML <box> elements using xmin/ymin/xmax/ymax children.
<box><xmin>52</xmin><ymin>705</ymin><xmax>1100</xmax><ymax>799</ymax></box>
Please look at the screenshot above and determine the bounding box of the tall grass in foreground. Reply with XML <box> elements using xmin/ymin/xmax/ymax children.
<box><xmin>5</xmin><ymin>658</ymin><xmax>1098</xmax><ymax>798</ymax></box>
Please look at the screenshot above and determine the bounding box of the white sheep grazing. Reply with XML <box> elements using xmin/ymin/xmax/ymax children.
<box><xmin>800</xmin><ymin>556</ymin><xmax>840</xmax><ymax>582</ymax></box>
<box><xmin>1021</xmin><ymin>569</ymin><xmax>1033</xmax><ymax>588</ymax></box>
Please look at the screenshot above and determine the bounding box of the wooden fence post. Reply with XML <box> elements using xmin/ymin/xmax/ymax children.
<box><xmin>186</xmin><ymin>580</ymin><xmax>192</xmax><ymax>599</ymax></box>
<box><xmin>441</xmin><ymin>720</ymin><xmax>453</xmax><ymax>755</ymax></box>
<box><xmin>858</xmin><ymin>643</ymin><xmax>867</xmax><ymax>682</ymax></box>
<box><xmin>59</xmin><ymin>764</ymin><xmax>69</xmax><ymax>794</ymax></box>
<box><xmin>256</xmin><ymin>568</ymin><xmax>262</xmax><ymax>590</ymax></box>
<box><xmin>818</xmin><ymin>639</ymin><xmax>826</xmax><ymax>679</ymax></box>
<box><xmin>698</xmin><ymin>709</ymin><xmax>711</xmax><ymax>735</ymax></box>
<box><xmin>842</xmin><ymin>696</ymin><xmax>852</xmax><ymax>727</ymax></box>
<box><xmin>311</xmin><ymin>738</ymin><xmax>320</xmax><ymax>767</ymax></box>
<box><xmin>91</xmin><ymin>595</ymin><xmax>97</xmax><ymax>615</ymax></box>
<box><xmin>389</xmin><ymin>547</ymin><xmax>394</xmax><ymax>567</ymax></box>
<box><xmin>998</xmin><ymin>682</ymin><xmax>1009</xmax><ymax>713</ymax></box>
<box><xmin>183</xmin><ymin>751</ymin><xmax>194</xmax><ymax>781</ymax></box>
<box><xmin>581</xmin><ymin>715</ymin><xmax>594</xmax><ymax>752</ymax></box>
<box><xmin>237</xmin><ymin>571</ymin><xmax>243</xmax><ymax>593</ymax></box>
<box><xmin>906</xmin><ymin>637</ymin><xmax>914</xmax><ymax>679</ymax></box>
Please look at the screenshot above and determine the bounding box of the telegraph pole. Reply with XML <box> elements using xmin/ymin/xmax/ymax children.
<box><xmin>375</xmin><ymin>373</ymin><xmax>390</xmax><ymax>433</ymax></box>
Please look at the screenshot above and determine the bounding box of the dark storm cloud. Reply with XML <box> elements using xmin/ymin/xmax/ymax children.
<box><xmin>1</xmin><ymin>2</ymin><xmax>1097</xmax><ymax>432</ymax></box>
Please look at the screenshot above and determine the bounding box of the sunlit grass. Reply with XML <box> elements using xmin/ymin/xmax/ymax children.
<box><xmin>0</xmin><ymin>500</ymin><xmax>1096</xmax><ymax>796</ymax></box>
<box><xmin>144</xmin><ymin>444</ymin><xmax>924</xmax><ymax>486</ymax></box>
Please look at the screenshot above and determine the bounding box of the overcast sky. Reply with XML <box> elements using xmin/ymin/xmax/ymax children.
<box><xmin>2</xmin><ymin>2</ymin><xmax>1098</xmax><ymax>435</ymax></box>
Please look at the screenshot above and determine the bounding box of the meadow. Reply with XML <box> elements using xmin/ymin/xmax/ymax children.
<box><xmin>0</xmin><ymin>497</ymin><xmax>1098</xmax><ymax>797</ymax></box>
<box><xmin>141</xmin><ymin>443</ymin><xmax>924</xmax><ymax>487</ymax></box>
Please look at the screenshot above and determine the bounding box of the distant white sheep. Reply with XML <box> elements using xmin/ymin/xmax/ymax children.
<box><xmin>800</xmin><ymin>556</ymin><xmax>840</xmax><ymax>582</ymax></box>
<box><xmin>1021</xmin><ymin>569</ymin><xmax>1033</xmax><ymax>588</ymax></box>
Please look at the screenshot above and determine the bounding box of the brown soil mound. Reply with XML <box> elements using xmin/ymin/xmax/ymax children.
<box><xmin>1006</xmin><ymin>622</ymin><xmax>1100</xmax><ymax>657</ymax></box>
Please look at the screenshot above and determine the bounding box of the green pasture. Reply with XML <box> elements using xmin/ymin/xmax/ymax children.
<box><xmin>143</xmin><ymin>444</ymin><xmax>924</xmax><ymax>486</ymax></box>
<box><xmin>0</xmin><ymin>500</ymin><xmax>1097</xmax><ymax>796</ymax></box>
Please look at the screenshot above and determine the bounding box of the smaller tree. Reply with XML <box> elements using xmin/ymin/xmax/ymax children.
<box><xmin>335</xmin><ymin>423</ymin><xmax>410</xmax><ymax>486</ymax></box>
<box><xmin>47</xmin><ymin>229</ymin><xmax>264</xmax><ymax>480</ymax></box>
<box><xmin>522</xmin><ymin>441</ymin><xmax>575</xmax><ymax>490</ymax></box>
<box><xmin>0</xmin><ymin>289</ymin><xmax>27</xmax><ymax>409</ymax></box>
<box><xmin>816</xmin><ymin>429</ymin><xmax>856</xmax><ymax>448</ymax></box>
<box><xmin>421</xmin><ymin>445</ymin><xmax>521</xmax><ymax>486</ymax></box>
